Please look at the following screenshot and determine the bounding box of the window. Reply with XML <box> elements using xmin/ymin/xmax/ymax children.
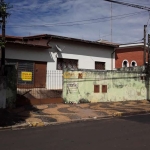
<box><xmin>95</xmin><ymin>61</ymin><xmax>105</xmax><ymax>70</ymax></box>
<box><xmin>6</xmin><ymin>59</ymin><xmax>34</xmax><ymax>85</ymax></box>
<box><xmin>130</xmin><ymin>61</ymin><xmax>137</xmax><ymax>67</ymax></box>
<box><xmin>122</xmin><ymin>60</ymin><xmax>129</xmax><ymax>67</ymax></box>
<box><xmin>6</xmin><ymin>59</ymin><xmax>47</xmax><ymax>88</ymax></box>
<box><xmin>17</xmin><ymin>61</ymin><xmax>34</xmax><ymax>85</ymax></box>
<box><xmin>57</xmin><ymin>58</ymin><xmax>78</xmax><ymax>70</ymax></box>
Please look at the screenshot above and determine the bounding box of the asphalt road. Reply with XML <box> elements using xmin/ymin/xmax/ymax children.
<box><xmin>1</xmin><ymin>114</ymin><xmax>150</xmax><ymax>150</ymax></box>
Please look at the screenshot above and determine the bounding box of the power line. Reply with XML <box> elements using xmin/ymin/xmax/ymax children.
<box><xmin>6</xmin><ymin>10</ymin><xmax>147</xmax><ymax>28</ymax></box>
<box><xmin>9</xmin><ymin>0</ymin><xmax>77</xmax><ymax>11</ymax></box>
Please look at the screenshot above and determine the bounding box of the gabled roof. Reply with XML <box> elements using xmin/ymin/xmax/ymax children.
<box><xmin>7</xmin><ymin>41</ymin><xmax>50</xmax><ymax>48</ymax></box>
<box><xmin>23</xmin><ymin>34</ymin><xmax>119</xmax><ymax>48</ymax></box>
<box><xmin>1</xmin><ymin>34</ymin><xmax>119</xmax><ymax>48</ymax></box>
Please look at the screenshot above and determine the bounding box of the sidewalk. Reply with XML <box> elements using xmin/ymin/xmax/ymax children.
<box><xmin>0</xmin><ymin>100</ymin><xmax>150</xmax><ymax>130</ymax></box>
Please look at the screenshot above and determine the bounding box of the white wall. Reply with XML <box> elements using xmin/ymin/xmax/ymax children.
<box><xmin>47</xmin><ymin>39</ymin><xmax>115</xmax><ymax>71</ymax></box>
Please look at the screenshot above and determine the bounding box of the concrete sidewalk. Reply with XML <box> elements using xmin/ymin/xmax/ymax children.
<box><xmin>0</xmin><ymin>100</ymin><xmax>150</xmax><ymax>130</ymax></box>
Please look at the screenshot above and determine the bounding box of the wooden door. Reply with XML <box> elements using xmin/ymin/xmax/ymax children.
<box><xmin>34</xmin><ymin>62</ymin><xmax>47</xmax><ymax>88</ymax></box>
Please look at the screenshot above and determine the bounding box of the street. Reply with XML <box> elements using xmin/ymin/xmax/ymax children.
<box><xmin>0</xmin><ymin>114</ymin><xmax>150</xmax><ymax>150</ymax></box>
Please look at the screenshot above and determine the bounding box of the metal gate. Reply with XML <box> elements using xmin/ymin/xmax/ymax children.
<box><xmin>16</xmin><ymin>70</ymin><xmax>63</xmax><ymax>106</ymax></box>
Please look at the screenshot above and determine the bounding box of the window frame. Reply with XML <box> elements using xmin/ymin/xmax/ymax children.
<box><xmin>57</xmin><ymin>58</ymin><xmax>78</xmax><ymax>70</ymax></box>
<box><xmin>122</xmin><ymin>59</ymin><xmax>129</xmax><ymax>68</ymax></box>
<box><xmin>130</xmin><ymin>60</ymin><xmax>137</xmax><ymax>67</ymax></box>
<box><xmin>95</xmin><ymin>61</ymin><xmax>105</xmax><ymax>70</ymax></box>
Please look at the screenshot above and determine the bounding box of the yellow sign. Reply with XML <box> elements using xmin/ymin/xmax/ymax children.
<box><xmin>21</xmin><ymin>72</ymin><xmax>32</xmax><ymax>81</ymax></box>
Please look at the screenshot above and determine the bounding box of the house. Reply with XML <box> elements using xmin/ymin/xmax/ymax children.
<box><xmin>5</xmin><ymin>34</ymin><xmax>118</xmax><ymax>87</ymax></box>
<box><xmin>4</xmin><ymin>34</ymin><xmax>118</xmax><ymax>104</ymax></box>
<box><xmin>115</xmin><ymin>43</ymin><xmax>148</xmax><ymax>69</ymax></box>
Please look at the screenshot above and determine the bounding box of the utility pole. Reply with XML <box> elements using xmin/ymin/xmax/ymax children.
<box><xmin>144</xmin><ymin>25</ymin><xmax>147</xmax><ymax>66</ymax></box>
<box><xmin>0</xmin><ymin>0</ymin><xmax>11</xmax><ymax>75</ymax></box>
<box><xmin>148</xmin><ymin>34</ymin><xmax>150</xmax><ymax>74</ymax></box>
<box><xmin>1</xmin><ymin>0</ymin><xmax>5</xmax><ymax>74</ymax></box>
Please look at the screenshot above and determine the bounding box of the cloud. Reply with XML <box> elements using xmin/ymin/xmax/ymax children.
<box><xmin>5</xmin><ymin>0</ymin><xmax>150</xmax><ymax>44</ymax></box>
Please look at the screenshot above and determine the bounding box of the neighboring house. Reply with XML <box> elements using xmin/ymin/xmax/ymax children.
<box><xmin>4</xmin><ymin>34</ymin><xmax>118</xmax><ymax>89</ymax></box>
<box><xmin>115</xmin><ymin>43</ymin><xmax>148</xmax><ymax>69</ymax></box>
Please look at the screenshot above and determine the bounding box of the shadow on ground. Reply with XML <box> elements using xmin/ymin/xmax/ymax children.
<box><xmin>0</xmin><ymin>94</ymin><xmax>39</xmax><ymax>127</ymax></box>
<box><xmin>120</xmin><ymin>114</ymin><xmax>150</xmax><ymax>124</ymax></box>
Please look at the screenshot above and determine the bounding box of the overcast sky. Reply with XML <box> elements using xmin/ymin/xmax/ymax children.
<box><xmin>5</xmin><ymin>0</ymin><xmax>150</xmax><ymax>44</ymax></box>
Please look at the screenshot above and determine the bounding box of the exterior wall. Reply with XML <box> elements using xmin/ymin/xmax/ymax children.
<box><xmin>115</xmin><ymin>47</ymin><xmax>147</xmax><ymax>68</ymax></box>
<box><xmin>63</xmin><ymin>70</ymin><xmax>147</xmax><ymax>103</ymax></box>
<box><xmin>47</xmin><ymin>39</ymin><xmax>115</xmax><ymax>71</ymax></box>
<box><xmin>5</xmin><ymin>43</ymin><xmax>53</xmax><ymax>62</ymax></box>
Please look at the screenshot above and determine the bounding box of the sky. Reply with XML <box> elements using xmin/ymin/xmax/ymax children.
<box><xmin>4</xmin><ymin>0</ymin><xmax>150</xmax><ymax>44</ymax></box>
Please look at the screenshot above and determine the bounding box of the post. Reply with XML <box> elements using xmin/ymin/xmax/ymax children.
<box><xmin>148</xmin><ymin>34</ymin><xmax>150</xmax><ymax>74</ymax></box>
<box><xmin>147</xmin><ymin>34</ymin><xmax>150</xmax><ymax>100</ymax></box>
<box><xmin>0</xmin><ymin>0</ymin><xmax>6</xmax><ymax>75</ymax></box>
<box><xmin>144</xmin><ymin>25</ymin><xmax>147</xmax><ymax>66</ymax></box>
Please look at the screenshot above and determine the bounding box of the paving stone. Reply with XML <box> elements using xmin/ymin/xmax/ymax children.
<box><xmin>37</xmin><ymin>116</ymin><xmax>57</xmax><ymax>122</ymax></box>
<box><xmin>50</xmin><ymin>115</ymin><xmax>70</xmax><ymax>122</ymax></box>
<box><xmin>36</xmin><ymin>105</ymin><xmax>49</xmax><ymax>110</ymax></box>
<box><xmin>58</xmin><ymin>107</ymin><xmax>75</xmax><ymax>114</ymax></box>
<box><xmin>26</xmin><ymin>118</ymin><xmax>42</xmax><ymax>123</ymax></box>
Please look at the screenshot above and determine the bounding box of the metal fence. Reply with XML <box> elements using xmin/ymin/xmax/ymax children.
<box><xmin>17</xmin><ymin>70</ymin><xmax>63</xmax><ymax>100</ymax></box>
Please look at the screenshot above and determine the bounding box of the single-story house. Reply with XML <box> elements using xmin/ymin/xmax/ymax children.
<box><xmin>4</xmin><ymin>34</ymin><xmax>118</xmax><ymax>90</ymax></box>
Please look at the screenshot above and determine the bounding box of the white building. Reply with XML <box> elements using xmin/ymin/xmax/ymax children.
<box><xmin>5</xmin><ymin>34</ymin><xmax>118</xmax><ymax>89</ymax></box>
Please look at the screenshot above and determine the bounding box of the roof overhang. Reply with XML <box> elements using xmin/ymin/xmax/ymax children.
<box><xmin>24</xmin><ymin>34</ymin><xmax>119</xmax><ymax>48</ymax></box>
<box><xmin>6</xmin><ymin>41</ymin><xmax>51</xmax><ymax>48</ymax></box>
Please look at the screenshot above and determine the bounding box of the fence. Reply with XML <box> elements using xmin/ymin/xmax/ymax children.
<box><xmin>16</xmin><ymin>70</ymin><xmax>63</xmax><ymax>105</ymax></box>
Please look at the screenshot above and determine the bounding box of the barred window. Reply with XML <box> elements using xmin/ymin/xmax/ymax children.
<box><xmin>6</xmin><ymin>59</ymin><xmax>34</xmax><ymax>85</ymax></box>
<box><xmin>57</xmin><ymin>58</ymin><xmax>78</xmax><ymax>70</ymax></box>
<box><xmin>95</xmin><ymin>61</ymin><xmax>105</xmax><ymax>70</ymax></box>
<box><xmin>17</xmin><ymin>61</ymin><xmax>34</xmax><ymax>85</ymax></box>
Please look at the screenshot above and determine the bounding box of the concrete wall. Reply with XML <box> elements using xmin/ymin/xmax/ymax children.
<box><xmin>5</xmin><ymin>65</ymin><xmax>17</xmax><ymax>108</ymax></box>
<box><xmin>0</xmin><ymin>76</ymin><xmax>6</xmax><ymax>108</ymax></box>
<box><xmin>63</xmin><ymin>70</ymin><xmax>147</xmax><ymax>103</ymax></box>
<box><xmin>48</xmin><ymin>39</ymin><xmax>115</xmax><ymax>70</ymax></box>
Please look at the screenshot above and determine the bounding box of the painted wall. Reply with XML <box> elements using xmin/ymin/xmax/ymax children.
<box><xmin>63</xmin><ymin>70</ymin><xmax>147</xmax><ymax>103</ymax></box>
<box><xmin>47</xmin><ymin>39</ymin><xmax>115</xmax><ymax>70</ymax></box>
<box><xmin>5</xmin><ymin>43</ymin><xmax>53</xmax><ymax>62</ymax></box>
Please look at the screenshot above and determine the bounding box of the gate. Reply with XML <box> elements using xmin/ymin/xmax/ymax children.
<box><xmin>16</xmin><ymin>70</ymin><xmax>63</xmax><ymax>106</ymax></box>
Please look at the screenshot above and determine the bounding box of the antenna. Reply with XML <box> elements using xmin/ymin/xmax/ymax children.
<box><xmin>56</xmin><ymin>45</ymin><xmax>62</xmax><ymax>52</ymax></box>
<box><xmin>111</xmin><ymin>2</ymin><xmax>113</xmax><ymax>42</ymax></box>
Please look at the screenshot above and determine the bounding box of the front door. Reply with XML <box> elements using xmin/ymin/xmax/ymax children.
<box><xmin>34</xmin><ymin>62</ymin><xmax>47</xmax><ymax>88</ymax></box>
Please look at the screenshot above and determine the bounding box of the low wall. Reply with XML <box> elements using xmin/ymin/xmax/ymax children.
<box><xmin>0</xmin><ymin>76</ymin><xmax>6</xmax><ymax>108</ymax></box>
<box><xmin>63</xmin><ymin>70</ymin><xmax>147</xmax><ymax>103</ymax></box>
<box><xmin>5</xmin><ymin>65</ymin><xmax>17</xmax><ymax>108</ymax></box>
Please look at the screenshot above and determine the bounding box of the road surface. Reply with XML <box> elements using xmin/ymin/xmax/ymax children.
<box><xmin>0</xmin><ymin>114</ymin><xmax>150</xmax><ymax>150</ymax></box>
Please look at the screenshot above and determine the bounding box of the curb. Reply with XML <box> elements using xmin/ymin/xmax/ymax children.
<box><xmin>1</xmin><ymin>110</ymin><xmax>150</xmax><ymax>131</ymax></box>
<box><xmin>113</xmin><ymin>110</ymin><xmax>150</xmax><ymax>117</ymax></box>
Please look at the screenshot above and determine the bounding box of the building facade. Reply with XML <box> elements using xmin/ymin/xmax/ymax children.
<box><xmin>115</xmin><ymin>43</ymin><xmax>148</xmax><ymax>69</ymax></box>
<box><xmin>5</xmin><ymin>34</ymin><xmax>118</xmax><ymax>89</ymax></box>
